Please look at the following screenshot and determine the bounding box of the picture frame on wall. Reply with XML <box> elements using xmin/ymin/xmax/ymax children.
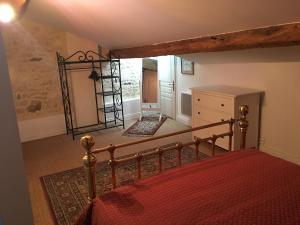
<box><xmin>181</xmin><ymin>58</ymin><xmax>194</xmax><ymax>75</ymax></box>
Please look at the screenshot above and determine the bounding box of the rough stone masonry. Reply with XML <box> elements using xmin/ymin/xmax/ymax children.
<box><xmin>3</xmin><ymin>19</ymin><xmax>141</xmax><ymax>122</ymax></box>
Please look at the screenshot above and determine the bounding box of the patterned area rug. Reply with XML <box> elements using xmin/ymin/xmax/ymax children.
<box><xmin>41</xmin><ymin>145</ymin><xmax>209</xmax><ymax>225</ymax></box>
<box><xmin>122</xmin><ymin>116</ymin><xmax>167</xmax><ymax>136</ymax></box>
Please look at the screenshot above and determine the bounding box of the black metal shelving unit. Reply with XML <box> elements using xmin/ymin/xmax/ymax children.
<box><xmin>56</xmin><ymin>50</ymin><xmax>125</xmax><ymax>139</ymax></box>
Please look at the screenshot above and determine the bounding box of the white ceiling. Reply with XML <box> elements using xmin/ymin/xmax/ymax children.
<box><xmin>25</xmin><ymin>0</ymin><xmax>300</xmax><ymax>49</ymax></box>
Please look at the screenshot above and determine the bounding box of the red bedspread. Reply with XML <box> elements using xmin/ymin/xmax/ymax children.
<box><xmin>76</xmin><ymin>150</ymin><xmax>300</xmax><ymax>225</ymax></box>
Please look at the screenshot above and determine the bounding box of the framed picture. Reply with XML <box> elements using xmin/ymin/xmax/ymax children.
<box><xmin>181</xmin><ymin>58</ymin><xmax>194</xmax><ymax>75</ymax></box>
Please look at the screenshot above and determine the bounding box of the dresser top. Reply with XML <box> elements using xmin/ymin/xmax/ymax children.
<box><xmin>190</xmin><ymin>85</ymin><xmax>263</xmax><ymax>97</ymax></box>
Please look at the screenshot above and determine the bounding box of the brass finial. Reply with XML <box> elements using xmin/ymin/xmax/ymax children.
<box><xmin>176</xmin><ymin>142</ymin><xmax>183</xmax><ymax>149</ymax></box>
<box><xmin>212</xmin><ymin>134</ymin><xmax>217</xmax><ymax>141</ymax></box>
<box><xmin>80</xmin><ymin>135</ymin><xmax>95</xmax><ymax>152</ymax></box>
<box><xmin>136</xmin><ymin>152</ymin><xmax>143</xmax><ymax>160</ymax></box>
<box><xmin>194</xmin><ymin>137</ymin><xmax>201</xmax><ymax>145</ymax></box>
<box><xmin>240</xmin><ymin>105</ymin><xmax>249</xmax><ymax>118</ymax></box>
<box><xmin>239</xmin><ymin>105</ymin><xmax>249</xmax><ymax>149</ymax></box>
<box><xmin>239</xmin><ymin>105</ymin><xmax>249</xmax><ymax>129</ymax></box>
<box><xmin>107</xmin><ymin>144</ymin><xmax>116</xmax><ymax>153</ymax></box>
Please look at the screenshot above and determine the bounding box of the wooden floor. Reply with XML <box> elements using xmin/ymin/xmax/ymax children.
<box><xmin>22</xmin><ymin>118</ymin><xmax>224</xmax><ymax>225</ymax></box>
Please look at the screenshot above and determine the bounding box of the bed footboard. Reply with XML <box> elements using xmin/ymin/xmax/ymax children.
<box><xmin>80</xmin><ymin>105</ymin><xmax>249</xmax><ymax>202</ymax></box>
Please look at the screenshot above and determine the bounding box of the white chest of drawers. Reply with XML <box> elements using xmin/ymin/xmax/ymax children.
<box><xmin>191</xmin><ymin>86</ymin><xmax>262</xmax><ymax>150</ymax></box>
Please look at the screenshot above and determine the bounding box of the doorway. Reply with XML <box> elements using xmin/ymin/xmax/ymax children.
<box><xmin>142</xmin><ymin>58</ymin><xmax>158</xmax><ymax>103</ymax></box>
<box><xmin>158</xmin><ymin>55</ymin><xmax>176</xmax><ymax>119</ymax></box>
<box><xmin>141</xmin><ymin>56</ymin><xmax>176</xmax><ymax>119</ymax></box>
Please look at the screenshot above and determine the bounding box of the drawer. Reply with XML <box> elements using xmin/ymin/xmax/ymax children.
<box><xmin>193</xmin><ymin>107</ymin><xmax>233</xmax><ymax>123</ymax></box>
<box><xmin>193</xmin><ymin>93</ymin><xmax>233</xmax><ymax>114</ymax></box>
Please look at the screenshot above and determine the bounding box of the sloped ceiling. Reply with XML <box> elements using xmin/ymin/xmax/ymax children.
<box><xmin>25</xmin><ymin>0</ymin><xmax>300</xmax><ymax>49</ymax></box>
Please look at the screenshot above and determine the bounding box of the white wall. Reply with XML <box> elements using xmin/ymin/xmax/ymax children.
<box><xmin>17</xmin><ymin>35</ymin><xmax>142</xmax><ymax>142</ymax></box>
<box><xmin>0</xmin><ymin>32</ymin><xmax>33</xmax><ymax>225</ymax></box>
<box><xmin>121</xmin><ymin>58</ymin><xmax>142</xmax><ymax>100</ymax></box>
<box><xmin>18</xmin><ymin>114</ymin><xmax>66</xmax><ymax>142</ymax></box>
<box><xmin>18</xmin><ymin>98</ymin><xmax>141</xmax><ymax>142</ymax></box>
<box><xmin>123</xmin><ymin>98</ymin><xmax>141</xmax><ymax>119</ymax></box>
<box><xmin>65</xmin><ymin>32</ymin><xmax>99</xmax><ymax>127</ymax></box>
<box><xmin>17</xmin><ymin>32</ymin><xmax>99</xmax><ymax>142</ymax></box>
<box><xmin>176</xmin><ymin>46</ymin><xmax>300</xmax><ymax>165</ymax></box>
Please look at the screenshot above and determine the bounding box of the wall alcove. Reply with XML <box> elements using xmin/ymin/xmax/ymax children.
<box><xmin>56</xmin><ymin>50</ymin><xmax>125</xmax><ymax>139</ymax></box>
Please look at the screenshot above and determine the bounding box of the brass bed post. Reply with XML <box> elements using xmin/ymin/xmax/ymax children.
<box><xmin>81</xmin><ymin>136</ymin><xmax>97</xmax><ymax>203</ymax></box>
<box><xmin>211</xmin><ymin>135</ymin><xmax>217</xmax><ymax>156</ymax></box>
<box><xmin>194</xmin><ymin>137</ymin><xmax>201</xmax><ymax>160</ymax></box>
<box><xmin>228</xmin><ymin>119</ymin><xmax>234</xmax><ymax>151</ymax></box>
<box><xmin>136</xmin><ymin>153</ymin><xmax>143</xmax><ymax>179</ymax></box>
<box><xmin>78</xmin><ymin>109</ymin><xmax>249</xmax><ymax>202</ymax></box>
<box><xmin>107</xmin><ymin>145</ymin><xmax>117</xmax><ymax>189</ymax></box>
<box><xmin>239</xmin><ymin>105</ymin><xmax>249</xmax><ymax>149</ymax></box>
<box><xmin>157</xmin><ymin>147</ymin><xmax>163</xmax><ymax>172</ymax></box>
<box><xmin>176</xmin><ymin>142</ymin><xmax>183</xmax><ymax>166</ymax></box>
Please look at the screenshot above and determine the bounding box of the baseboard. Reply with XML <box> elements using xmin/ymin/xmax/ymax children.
<box><xmin>261</xmin><ymin>144</ymin><xmax>300</xmax><ymax>166</ymax></box>
<box><xmin>176</xmin><ymin>114</ymin><xmax>191</xmax><ymax>126</ymax></box>
<box><xmin>18</xmin><ymin>111</ymin><xmax>141</xmax><ymax>143</ymax></box>
<box><xmin>124</xmin><ymin>112</ymin><xmax>140</xmax><ymax>120</ymax></box>
<box><xmin>18</xmin><ymin>114</ymin><xmax>66</xmax><ymax>143</ymax></box>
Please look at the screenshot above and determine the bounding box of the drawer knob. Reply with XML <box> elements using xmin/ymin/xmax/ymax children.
<box><xmin>221</xmin><ymin>119</ymin><xmax>224</xmax><ymax>122</ymax></box>
<box><xmin>221</xmin><ymin>104</ymin><xmax>224</xmax><ymax>107</ymax></box>
<box><xmin>197</xmin><ymin>98</ymin><xmax>200</xmax><ymax>101</ymax></box>
<box><xmin>197</xmin><ymin>112</ymin><xmax>200</xmax><ymax>115</ymax></box>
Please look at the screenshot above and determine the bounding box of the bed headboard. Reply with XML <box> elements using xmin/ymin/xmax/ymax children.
<box><xmin>80</xmin><ymin>105</ymin><xmax>249</xmax><ymax>203</ymax></box>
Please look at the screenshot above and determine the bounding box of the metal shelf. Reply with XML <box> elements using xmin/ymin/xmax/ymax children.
<box><xmin>56</xmin><ymin>50</ymin><xmax>125</xmax><ymax>140</ymax></box>
<box><xmin>101</xmin><ymin>75</ymin><xmax>120</xmax><ymax>79</ymax></box>
<box><xmin>98</xmin><ymin>106</ymin><xmax>122</xmax><ymax>113</ymax></box>
<box><xmin>96</xmin><ymin>91</ymin><xmax>121</xmax><ymax>96</ymax></box>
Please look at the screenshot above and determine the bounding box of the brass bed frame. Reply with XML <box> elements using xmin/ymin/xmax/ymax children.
<box><xmin>80</xmin><ymin>105</ymin><xmax>249</xmax><ymax>203</ymax></box>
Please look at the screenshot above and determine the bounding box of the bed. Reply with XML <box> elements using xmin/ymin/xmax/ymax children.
<box><xmin>74</xmin><ymin>105</ymin><xmax>300</xmax><ymax>225</ymax></box>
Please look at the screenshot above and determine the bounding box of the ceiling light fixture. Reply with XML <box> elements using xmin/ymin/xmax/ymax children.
<box><xmin>0</xmin><ymin>4</ymin><xmax>15</xmax><ymax>23</ymax></box>
<box><xmin>0</xmin><ymin>0</ymin><xmax>30</xmax><ymax>24</ymax></box>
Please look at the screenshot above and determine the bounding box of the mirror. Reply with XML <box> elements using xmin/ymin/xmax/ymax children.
<box><xmin>142</xmin><ymin>58</ymin><xmax>158</xmax><ymax>103</ymax></box>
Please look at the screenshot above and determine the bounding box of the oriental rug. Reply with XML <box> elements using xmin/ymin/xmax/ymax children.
<box><xmin>122</xmin><ymin>116</ymin><xmax>167</xmax><ymax>136</ymax></box>
<box><xmin>41</xmin><ymin>145</ymin><xmax>208</xmax><ymax>225</ymax></box>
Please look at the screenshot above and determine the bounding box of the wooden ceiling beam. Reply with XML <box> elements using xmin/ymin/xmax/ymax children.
<box><xmin>111</xmin><ymin>22</ymin><xmax>300</xmax><ymax>58</ymax></box>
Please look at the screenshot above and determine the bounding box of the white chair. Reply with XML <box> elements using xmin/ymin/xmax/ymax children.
<box><xmin>139</xmin><ymin>103</ymin><xmax>162</xmax><ymax>122</ymax></box>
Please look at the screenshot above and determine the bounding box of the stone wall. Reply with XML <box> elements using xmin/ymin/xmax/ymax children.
<box><xmin>121</xmin><ymin>58</ymin><xmax>141</xmax><ymax>100</ymax></box>
<box><xmin>3</xmin><ymin>18</ymin><xmax>66</xmax><ymax>121</ymax></box>
<box><xmin>100</xmin><ymin>58</ymin><xmax>141</xmax><ymax>104</ymax></box>
<box><xmin>3</xmin><ymin>18</ymin><xmax>141</xmax><ymax>123</ymax></box>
